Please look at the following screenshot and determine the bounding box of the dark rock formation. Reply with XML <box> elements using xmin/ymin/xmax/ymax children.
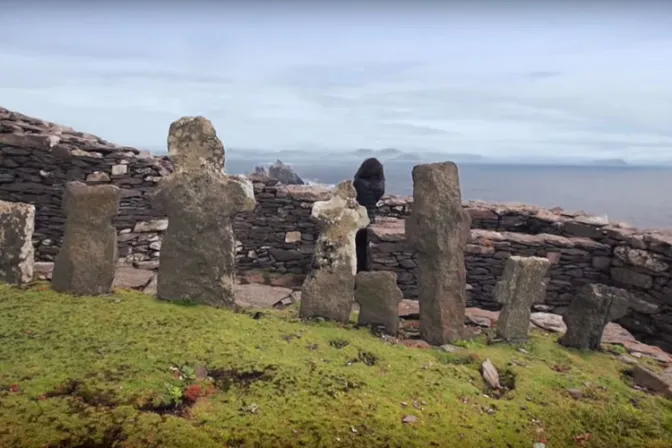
<box><xmin>268</xmin><ymin>160</ymin><xmax>305</xmax><ymax>185</ymax></box>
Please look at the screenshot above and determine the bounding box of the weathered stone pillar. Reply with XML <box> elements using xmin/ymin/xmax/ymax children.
<box><xmin>355</xmin><ymin>271</ymin><xmax>404</xmax><ymax>335</ymax></box>
<box><xmin>0</xmin><ymin>200</ymin><xmax>35</xmax><ymax>285</ymax></box>
<box><xmin>52</xmin><ymin>182</ymin><xmax>121</xmax><ymax>295</ymax></box>
<box><xmin>494</xmin><ymin>255</ymin><xmax>551</xmax><ymax>341</ymax></box>
<box><xmin>406</xmin><ymin>162</ymin><xmax>471</xmax><ymax>345</ymax></box>
<box><xmin>300</xmin><ymin>181</ymin><xmax>369</xmax><ymax>323</ymax></box>
<box><xmin>559</xmin><ymin>283</ymin><xmax>630</xmax><ymax>350</ymax></box>
<box><xmin>154</xmin><ymin>116</ymin><xmax>255</xmax><ymax>307</ymax></box>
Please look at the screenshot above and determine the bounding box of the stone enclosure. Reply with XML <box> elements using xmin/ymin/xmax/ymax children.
<box><xmin>2</xmin><ymin>106</ymin><xmax>672</xmax><ymax>351</ymax></box>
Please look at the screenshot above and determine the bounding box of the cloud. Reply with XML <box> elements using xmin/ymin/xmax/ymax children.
<box><xmin>1</xmin><ymin>3</ymin><xmax>671</xmax><ymax>160</ymax></box>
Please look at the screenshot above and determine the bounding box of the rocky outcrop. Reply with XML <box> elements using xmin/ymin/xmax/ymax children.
<box><xmin>253</xmin><ymin>159</ymin><xmax>305</xmax><ymax>185</ymax></box>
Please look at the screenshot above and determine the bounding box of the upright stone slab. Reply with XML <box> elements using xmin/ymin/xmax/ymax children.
<box><xmin>355</xmin><ymin>271</ymin><xmax>404</xmax><ymax>335</ymax></box>
<box><xmin>300</xmin><ymin>181</ymin><xmax>369</xmax><ymax>323</ymax></box>
<box><xmin>154</xmin><ymin>116</ymin><xmax>255</xmax><ymax>307</ymax></box>
<box><xmin>559</xmin><ymin>283</ymin><xmax>630</xmax><ymax>350</ymax></box>
<box><xmin>0</xmin><ymin>200</ymin><xmax>35</xmax><ymax>285</ymax></box>
<box><xmin>406</xmin><ymin>162</ymin><xmax>471</xmax><ymax>345</ymax></box>
<box><xmin>52</xmin><ymin>182</ymin><xmax>121</xmax><ymax>295</ymax></box>
<box><xmin>494</xmin><ymin>256</ymin><xmax>551</xmax><ymax>341</ymax></box>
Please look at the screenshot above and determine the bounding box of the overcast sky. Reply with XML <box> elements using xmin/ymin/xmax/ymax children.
<box><xmin>2</xmin><ymin>1</ymin><xmax>672</xmax><ymax>160</ymax></box>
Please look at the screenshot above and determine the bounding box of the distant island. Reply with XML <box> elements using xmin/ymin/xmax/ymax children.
<box><xmin>589</xmin><ymin>158</ymin><xmax>629</xmax><ymax>166</ymax></box>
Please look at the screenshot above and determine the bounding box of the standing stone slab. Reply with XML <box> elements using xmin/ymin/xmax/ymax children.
<box><xmin>0</xmin><ymin>200</ymin><xmax>35</xmax><ymax>285</ymax></box>
<box><xmin>494</xmin><ymin>256</ymin><xmax>551</xmax><ymax>341</ymax></box>
<box><xmin>406</xmin><ymin>162</ymin><xmax>471</xmax><ymax>345</ymax></box>
<box><xmin>355</xmin><ymin>271</ymin><xmax>404</xmax><ymax>335</ymax></box>
<box><xmin>300</xmin><ymin>181</ymin><xmax>369</xmax><ymax>323</ymax></box>
<box><xmin>154</xmin><ymin>116</ymin><xmax>255</xmax><ymax>307</ymax></box>
<box><xmin>559</xmin><ymin>283</ymin><xmax>630</xmax><ymax>350</ymax></box>
<box><xmin>52</xmin><ymin>182</ymin><xmax>121</xmax><ymax>295</ymax></box>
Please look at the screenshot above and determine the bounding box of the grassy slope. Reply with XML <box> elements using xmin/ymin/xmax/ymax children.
<box><xmin>0</xmin><ymin>283</ymin><xmax>671</xmax><ymax>448</ymax></box>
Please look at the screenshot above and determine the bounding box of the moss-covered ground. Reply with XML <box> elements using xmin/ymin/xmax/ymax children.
<box><xmin>1</xmin><ymin>282</ymin><xmax>672</xmax><ymax>448</ymax></box>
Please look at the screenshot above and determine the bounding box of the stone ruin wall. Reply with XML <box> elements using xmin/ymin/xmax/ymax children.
<box><xmin>2</xmin><ymin>106</ymin><xmax>672</xmax><ymax>350</ymax></box>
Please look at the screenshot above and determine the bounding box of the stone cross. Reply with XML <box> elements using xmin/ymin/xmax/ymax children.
<box><xmin>0</xmin><ymin>200</ymin><xmax>35</xmax><ymax>285</ymax></box>
<box><xmin>355</xmin><ymin>271</ymin><xmax>404</xmax><ymax>335</ymax></box>
<box><xmin>494</xmin><ymin>255</ymin><xmax>551</xmax><ymax>341</ymax></box>
<box><xmin>406</xmin><ymin>162</ymin><xmax>471</xmax><ymax>345</ymax></box>
<box><xmin>153</xmin><ymin>116</ymin><xmax>255</xmax><ymax>307</ymax></box>
<box><xmin>559</xmin><ymin>283</ymin><xmax>630</xmax><ymax>350</ymax></box>
<box><xmin>300</xmin><ymin>180</ymin><xmax>370</xmax><ymax>323</ymax></box>
<box><xmin>52</xmin><ymin>181</ymin><xmax>121</xmax><ymax>295</ymax></box>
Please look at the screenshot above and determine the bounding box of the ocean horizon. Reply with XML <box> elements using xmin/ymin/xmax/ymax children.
<box><xmin>224</xmin><ymin>159</ymin><xmax>672</xmax><ymax>230</ymax></box>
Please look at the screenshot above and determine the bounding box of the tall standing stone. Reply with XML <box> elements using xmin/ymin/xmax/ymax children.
<box><xmin>406</xmin><ymin>162</ymin><xmax>471</xmax><ymax>345</ymax></box>
<box><xmin>154</xmin><ymin>116</ymin><xmax>255</xmax><ymax>307</ymax></box>
<box><xmin>559</xmin><ymin>283</ymin><xmax>630</xmax><ymax>350</ymax></box>
<box><xmin>52</xmin><ymin>182</ymin><xmax>121</xmax><ymax>295</ymax></box>
<box><xmin>355</xmin><ymin>271</ymin><xmax>404</xmax><ymax>335</ymax></box>
<box><xmin>494</xmin><ymin>255</ymin><xmax>551</xmax><ymax>341</ymax></box>
<box><xmin>300</xmin><ymin>181</ymin><xmax>369</xmax><ymax>323</ymax></box>
<box><xmin>0</xmin><ymin>200</ymin><xmax>35</xmax><ymax>285</ymax></box>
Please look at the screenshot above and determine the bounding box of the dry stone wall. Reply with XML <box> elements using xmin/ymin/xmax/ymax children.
<box><xmin>2</xmin><ymin>106</ymin><xmax>672</xmax><ymax>351</ymax></box>
<box><xmin>0</xmin><ymin>107</ymin><xmax>172</xmax><ymax>264</ymax></box>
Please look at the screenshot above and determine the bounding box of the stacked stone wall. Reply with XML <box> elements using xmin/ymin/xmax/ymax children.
<box><xmin>2</xmin><ymin>106</ymin><xmax>672</xmax><ymax>351</ymax></box>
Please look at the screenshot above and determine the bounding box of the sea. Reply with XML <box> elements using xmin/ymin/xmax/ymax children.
<box><xmin>225</xmin><ymin>159</ymin><xmax>672</xmax><ymax>230</ymax></box>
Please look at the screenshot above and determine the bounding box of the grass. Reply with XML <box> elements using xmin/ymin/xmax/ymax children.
<box><xmin>1</xmin><ymin>282</ymin><xmax>671</xmax><ymax>448</ymax></box>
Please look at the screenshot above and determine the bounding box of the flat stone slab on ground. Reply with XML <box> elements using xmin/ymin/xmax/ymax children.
<box><xmin>34</xmin><ymin>262</ymin><xmax>54</xmax><ymax>280</ymax></box>
<box><xmin>235</xmin><ymin>283</ymin><xmax>293</xmax><ymax>309</ymax></box>
<box><xmin>112</xmin><ymin>267</ymin><xmax>155</xmax><ymax>290</ymax></box>
<box><xmin>632</xmin><ymin>365</ymin><xmax>672</xmax><ymax>398</ymax></box>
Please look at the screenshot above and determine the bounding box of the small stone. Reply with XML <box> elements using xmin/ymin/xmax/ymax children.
<box><xmin>111</xmin><ymin>164</ymin><xmax>128</xmax><ymax>176</ymax></box>
<box><xmin>284</xmin><ymin>231</ymin><xmax>302</xmax><ymax>243</ymax></box>
<box><xmin>632</xmin><ymin>365</ymin><xmax>672</xmax><ymax>398</ymax></box>
<box><xmin>133</xmin><ymin>219</ymin><xmax>168</xmax><ymax>233</ymax></box>
<box><xmin>440</xmin><ymin>344</ymin><xmax>463</xmax><ymax>353</ymax></box>
<box><xmin>618</xmin><ymin>354</ymin><xmax>638</xmax><ymax>365</ymax></box>
<box><xmin>480</xmin><ymin>358</ymin><xmax>501</xmax><ymax>389</ymax></box>
<box><xmin>567</xmin><ymin>388</ymin><xmax>583</xmax><ymax>400</ymax></box>
<box><xmin>86</xmin><ymin>171</ymin><xmax>111</xmax><ymax>183</ymax></box>
<box><xmin>401</xmin><ymin>415</ymin><xmax>417</xmax><ymax>424</ymax></box>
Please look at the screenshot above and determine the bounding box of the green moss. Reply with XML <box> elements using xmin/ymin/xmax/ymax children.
<box><xmin>1</xmin><ymin>282</ymin><xmax>672</xmax><ymax>447</ymax></box>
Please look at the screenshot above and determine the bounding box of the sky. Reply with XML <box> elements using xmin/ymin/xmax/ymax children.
<box><xmin>2</xmin><ymin>1</ymin><xmax>672</xmax><ymax>161</ymax></box>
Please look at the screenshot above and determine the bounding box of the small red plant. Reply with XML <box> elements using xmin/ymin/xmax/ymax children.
<box><xmin>183</xmin><ymin>384</ymin><xmax>204</xmax><ymax>403</ymax></box>
<box><xmin>9</xmin><ymin>384</ymin><xmax>21</xmax><ymax>393</ymax></box>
